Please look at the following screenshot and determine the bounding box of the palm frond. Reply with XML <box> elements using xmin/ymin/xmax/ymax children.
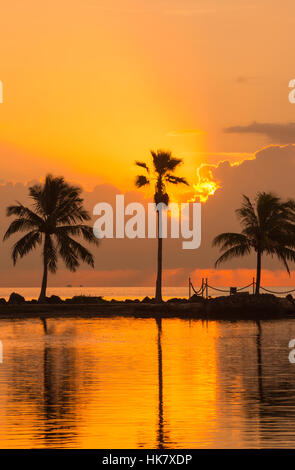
<box><xmin>6</xmin><ymin>204</ymin><xmax>43</xmax><ymax>226</ymax></box>
<box><xmin>45</xmin><ymin>236</ymin><xmax>58</xmax><ymax>273</ymax></box>
<box><xmin>236</xmin><ymin>194</ymin><xmax>258</xmax><ymax>228</ymax></box>
<box><xmin>3</xmin><ymin>218</ymin><xmax>39</xmax><ymax>241</ymax></box>
<box><xmin>56</xmin><ymin>233</ymin><xmax>95</xmax><ymax>270</ymax></box>
<box><xmin>55</xmin><ymin>225</ymin><xmax>99</xmax><ymax>245</ymax></box>
<box><xmin>135</xmin><ymin>161</ymin><xmax>150</xmax><ymax>173</ymax></box>
<box><xmin>12</xmin><ymin>231</ymin><xmax>42</xmax><ymax>265</ymax></box>
<box><xmin>165</xmin><ymin>174</ymin><xmax>188</xmax><ymax>185</ymax></box>
<box><xmin>271</xmin><ymin>246</ymin><xmax>295</xmax><ymax>275</ymax></box>
<box><xmin>135</xmin><ymin>175</ymin><xmax>150</xmax><ymax>188</ymax></box>
<box><xmin>215</xmin><ymin>244</ymin><xmax>251</xmax><ymax>268</ymax></box>
<box><xmin>165</xmin><ymin>158</ymin><xmax>182</xmax><ymax>171</ymax></box>
<box><xmin>212</xmin><ymin>232</ymin><xmax>249</xmax><ymax>249</ymax></box>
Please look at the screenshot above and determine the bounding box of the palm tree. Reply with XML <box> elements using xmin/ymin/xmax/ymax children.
<box><xmin>3</xmin><ymin>174</ymin><xmax>99</xmax><ymax>301</ymax></box>
<box><xmin>212</xmin><ymin>192</ymin><xmax>295</xmax><ymax>294</ymax></box>
<box><xmin>135</xmin><ymin>150</ymin><xmax>188</xmax><ymax>302</ymax></box>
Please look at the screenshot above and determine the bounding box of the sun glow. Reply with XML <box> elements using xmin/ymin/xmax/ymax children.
<box><xmin>190</xmin><ymin>164</ymin><xmax>221</xmax><ymax>203</ymax></box>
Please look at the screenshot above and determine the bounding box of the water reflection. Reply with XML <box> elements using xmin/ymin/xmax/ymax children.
<box><xmin>256</xmin><ymin>321</ymin><xmax>264</xmax><ymax>403</ymax></box>
<box><xmin>42</xmin><ymin>340</ymin><xmax>78</xmax><ymax>445</ymax></box>
<box><xmin>156</xmin><ymin>317</ymin><xmax>164</xmax><ymax>449</ymax></box>
<box><xmin>0</xmin><ymin>317</ymin><xmax>295</xmax><ymax>448</ymax></box>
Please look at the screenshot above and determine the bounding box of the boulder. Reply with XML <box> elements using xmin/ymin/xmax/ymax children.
<box><xmin>8</xmin><ymin>292</ymin><xmax>25</xmax><ymax>304</ymax></box>
<box><xmin>47</xmin><ymin>295</ymin><xmax>63</xmax><ymax>304</ymax></box>
<box><xmin>206</xmin><ymin>293</ymin><xmax>295</xmax><ymax>317</ymax></box>
<box><xmin>68</xmin><ymin>295</ymin><xmax>107</xmax><ymax>304</ymax></box>
<box><xmin>189</xmin><ymin>294</ymin><xmax>205</xmax><ymax>303</ymax></box>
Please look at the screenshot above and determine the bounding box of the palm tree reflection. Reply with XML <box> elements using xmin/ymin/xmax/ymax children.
<box><xmin>42</xmin><ymin>329</ymin><xmax>78</xmax><ymax>445</ymax></box>
<box><xmin>256</xmin><ymin>320</ymin><xmax>264</xmax><ymax>403</ymax></box>
<box><xmin>156</xmin><ymin>317</ymin><xmax>164</xmax><ymax>448</ymax></box>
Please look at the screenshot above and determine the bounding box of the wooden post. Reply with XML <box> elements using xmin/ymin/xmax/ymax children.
<box><xmin>206</xmin><ymin>278</ymin><xmax>208</xmax><ymax>299</ymax></box>
<box><xmin>189</xmin><ymin>277</ymin><xmax>191</xmax><ymax>299</ymax></box>
<box><xmin>201</xmin><ymin>278</ymin><xmax>204</xmax><ymax>297</ymax></box>
<box><xmin>252</xmin><ymin>277</ymin><xmax>255</xmax><ymax>295</ymax></box>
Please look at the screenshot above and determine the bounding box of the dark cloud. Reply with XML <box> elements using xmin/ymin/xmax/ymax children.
<box><xmin>224</xmin><ymin>121</ymin><xmax>295</xmax><ymax>144</ymax></box>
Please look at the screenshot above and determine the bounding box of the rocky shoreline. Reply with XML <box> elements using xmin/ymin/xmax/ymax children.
<box><xmin>0</xmin><ymin>291</ymin><xmax>294</xmax><ymax>320</ymax></box>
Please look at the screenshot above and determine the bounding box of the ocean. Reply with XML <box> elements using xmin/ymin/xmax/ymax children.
<box><xmin>0</xmin><ymin>286</ymin><xmax>294</xmax><ymax>301</ymax></box>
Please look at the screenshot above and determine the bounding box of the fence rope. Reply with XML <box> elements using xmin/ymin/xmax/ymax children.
<box><xmin>206</xmin><ymin>284</ymin><xmax>230</xmax><ymax>293</ymax></box>
<box><xmin>259</xmin><ymin>286</ymin><xmax>295</xmax><ymax>294</ymax></box>
<box><xmin>236</xmin><ymin>282</ymin><xmax>254</xmax><ymax>291</ymax></box>
<box><xmin>189</xmin><ymin>278</ymin><xmax>295</xmax><ymax>297</ymax></box>
<box><xmin>189</xmin><ymin>279</ymin><xmax>204</xmax><ymax>295</ymax></box>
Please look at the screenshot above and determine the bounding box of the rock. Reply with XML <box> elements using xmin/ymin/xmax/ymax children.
<box><xmin>0</xmin><ymin>298</ymin><xmax>6</xmax><ymax>305</ymax></box>
<box><xmin>47</xmin><ymin>295</ymin><xmax>63</xmax><ymax>304</ymax></box>
<box><xmin>141</xmin><ymin>296</ymin><xmax>158</xmax><ymax>303</ymax></box>
<box><xmin>68</xmin><ymin>295</ymin><xmax>107</xmax><ymax>304</ymax></box>
<box><xmin>205</xmin><ymin>293</ymin><xmax>295</xmax><ymax>317</ymax></box>
<box><xmin>8</xmin><ymin>292</ymin><xmax>25</xmax><ymax>304</ymax></box>
<box><xmin>167</xmin><ymin>297</ymin><xmax>188</xmax><ymax>303</ymax></box>
<box><xmin>189</xmin><ymin>294</ymin><xmax>205</xmax><ymax>303</ymax></box>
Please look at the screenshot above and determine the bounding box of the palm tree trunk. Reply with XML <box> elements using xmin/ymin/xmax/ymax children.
<box><xmin>39</xmin><ymin>235</ymin><xmax>49</xmax><ymax>302</ymax></box>
<box><xmin>155</xmin><ymin>209</ymin><xmax>163</xmax><ymax>302</ymax></box>
<box><xmin>255</xmin><ymin>249</ymin><xmax>262</xmax><ymax>295</ymax></box>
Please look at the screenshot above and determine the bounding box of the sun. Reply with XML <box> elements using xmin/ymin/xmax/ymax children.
<box><xmin>190</xmin><ymin>164</ymin><xmax>221</xmax><ymax>203</ymax></box>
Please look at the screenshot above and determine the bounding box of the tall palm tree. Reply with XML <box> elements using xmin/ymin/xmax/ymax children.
<box><xmin>212</xmin><ymin>192</ymin><xmax>295</xmax><ymax>294</ymax></box>
<box><xmin>135</xmin><ymin>150</ymin><xmax>188</xmax><ymax>302</ymax></box>
<box><xmin>3</xmin><ymin>174</ymin><xmax>99</xmax><ymax>301</ymax></box>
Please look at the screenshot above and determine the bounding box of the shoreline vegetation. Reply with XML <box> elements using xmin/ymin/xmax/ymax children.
<box><xmin>0</xmin><ymin>291</ymin><xmax>295</xmax><ymax>320</ymax></box>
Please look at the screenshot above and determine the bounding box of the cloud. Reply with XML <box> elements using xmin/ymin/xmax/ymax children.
<box><xmin>224</xmin><ymin>121</ymin><xmax>295</xmax><ymax>144</ymax></box>
<box><xmin>191</xmin><ymin>151</ymin><xmax>254</xmax><ymax>164</ymax></box>
<box><xmin>167</xmin><ymin>129</ymin><xmax>204</xmax><ymax>137</ymax></box>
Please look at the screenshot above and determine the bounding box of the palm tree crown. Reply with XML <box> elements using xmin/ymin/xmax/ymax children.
<box><xmin>212</xmin><ymin>192</ymin><xmax>295</xmax><ymax>293</ymax></box>
<box><xmin>3</xmin><ymin>174</ymin><xmax>99</xmax><ymax>300</ymax></box>
<box><xmin>135</xmin><ymin>150</ymin><xmax>188</xmax><ymax>204</ymax></box>
<box><xmin>135</xmin><ymin>150</ymin><xmax>188</xmax><ymax>301</ymax></box>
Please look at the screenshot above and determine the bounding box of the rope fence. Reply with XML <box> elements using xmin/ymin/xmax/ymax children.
<box><xmin>259</xmin><ymin>286</ymin><xmax>295</xmax><ymax>295</ymax></box>
<box><xmin>188</xmin><ymin>277</ymin><xmax>295</xmax><ymax>299</ymax></box>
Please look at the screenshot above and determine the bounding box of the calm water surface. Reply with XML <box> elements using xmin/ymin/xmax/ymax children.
<box><xmin>0</xmin><ymin>286</ymin><xmax>293</xmax><ymax>300</ymax></box>
<box><xmin>0</xmin><ymin>317</ymin><xmax>295</xmax><ymax>448</ymax></box>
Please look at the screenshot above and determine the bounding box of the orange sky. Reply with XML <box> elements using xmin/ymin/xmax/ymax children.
<box><xmin>0</xmin><ymin>1</ymin><xmax>295</xmax><ymax>286</ymax></box>
<box><xmin>0</xmin><ymin>0</ymin><xmax>294</xmax><ymax>190</ymax></box>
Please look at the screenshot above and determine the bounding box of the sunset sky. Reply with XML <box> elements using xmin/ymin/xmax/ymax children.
<box><xmin>1</xmin><ymin>0</ymin><xmax>295</xmax><ymax>286</ymax></box>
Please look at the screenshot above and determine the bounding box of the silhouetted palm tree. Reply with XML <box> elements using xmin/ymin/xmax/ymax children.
<box><xmin>3</xmin><ymin>174</ymin><xmax>99</xmax><ymax>301</ymax></box>
<box><xmin>135</xmin><ymin>150</ymin><xmax>188</xmax><ymax>302</ymax></box>
<box><xmin>212</xmin><ymin>192</ymin><xmax>295</xmax><ymax>294</ymax></box>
